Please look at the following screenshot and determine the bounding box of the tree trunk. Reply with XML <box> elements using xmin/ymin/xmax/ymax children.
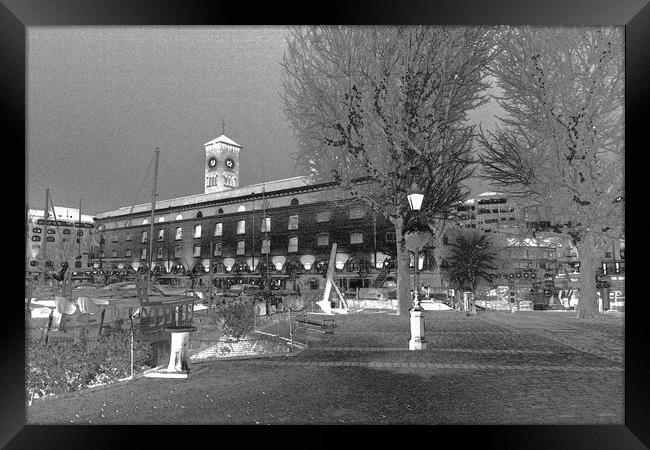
<box><xmin>576</xmin><ymin>232</ymin><xmax>598</xmax><ymax>319</ymax></box>
<box><xmin>393</xmin><ymin>217</ymin><xmax>412</xmax><ymax>316</ymax></box>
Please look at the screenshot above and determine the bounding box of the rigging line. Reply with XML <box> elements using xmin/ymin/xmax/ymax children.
<box><xmin>46</xmin><ymin>192</ymin><xmax>70</xmax><ymax>262</ymax></box>
<box><xmin>127</xmin><ymin>152</ymin><xmax>155</xmax><ymax>219</ymax></box>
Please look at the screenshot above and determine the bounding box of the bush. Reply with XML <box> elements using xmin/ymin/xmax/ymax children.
<box><xmin>211</xmin><ymin>301</ymin><xmax>255</xmax><ymax>340</ymax></box>
<box><xmin>26</xmin><ymin>326</ymin><xmax>154</xmax><ymax>399</ymax></box>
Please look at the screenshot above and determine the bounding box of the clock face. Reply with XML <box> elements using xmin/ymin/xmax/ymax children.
<box><xmin>225</xmin><ymin>157</ymin><xmax>235</xmax><ymax>170</ymax></box>
<box><xmin>207</xmin><ymin>157</ymin><xmax>217</xmax><ymax>169</ymax></box>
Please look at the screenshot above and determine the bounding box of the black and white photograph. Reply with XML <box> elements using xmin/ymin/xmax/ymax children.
<box><xmin>6</xmin><ymin>1</ymin><xmax>649</xmax><ymax>447</ymax></box>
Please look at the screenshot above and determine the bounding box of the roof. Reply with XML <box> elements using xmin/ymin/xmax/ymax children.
<box><xmin>95</xmin><ymin>175</ymin><xmax>317</xmax><ymax>219</ymax></box>
<box><xmin>203</xmin><ymin>134</ymin><xmax>241</xmax><ymax>148</ymax></box>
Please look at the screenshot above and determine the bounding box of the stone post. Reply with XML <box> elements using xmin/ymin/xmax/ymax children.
<box><xmin>409</xmin><ymin>290</ymin><xmax>426</xmax><ymax>351</ymax></box>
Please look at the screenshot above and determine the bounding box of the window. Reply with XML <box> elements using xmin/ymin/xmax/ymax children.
<box><xmin>288</xmin><ymin>236</ymin><xmax>298</xmax><ymax>253</ymax></box>
<box><xmin>386</xmin><ymin>231</ymin><xmax>396</xmax><ymax>243</ymax></box>
<box><xmin>32</xmin><ymin>227</ymin><xmax>42</xmax><ymax>233</ymax></box>
<box><xmin>99</xmin><ymin>251</ymin><xmax>105</xmax><ymax>258</ymax></box>
<box><xmin>237</xmin><ymin>220</ymin><xmax>246</xmax><ymax>234</ymax></box>
<box><xmin>604</xmin><ymin>252</ymin><xmax>612</xmax><ymax>259</ymax></box>
<box><xmin>261</xmin><ymin>217</ymin><xmax>271</xmax><ymax>232</ymax></box>
<box><xmin>157</xmin><ymin>247</ymin><xmax>164</xmax><ymax>260</ymax></box>
<box><xmin>175</xmin><ymin>214</ymin><xmax>183</xmax><ymax>221</ymax></box>
<box><xmin>140</xmin><ymin>248</ymin><xmax>147</xmax><ymax>260</ymax></box>
<box><xmin>157</xmin><ymin>229</ymin><xmax>165</xmax><ymax>241</ymax></box>
<box><xmin>349</xmin><ymin>207</ymin><xmax>365</xmax><ymax>220</ymax></box>
<box><xmin>290</xmin><ymin>198</ymin><xmax>299</xmax><ymax>206</ymax></box>
<box><xmin>46</xmin><ymin>236</ymin><xmax>55</xmax><ymax>242</ymax></box>
<box><xmin>316</xmin><ymin>210</ymin><xmax>330</xmax><ymax>223</ymax></box>
<box><xmin>63</xmin><ymin>229</ymin><xmax>71</xmax><ymax>235</ymax></box>
<box><xmin>125</xmin><ymin>249</ymin><xmax>132</xmax><ymax>257</ymax></box>
<box><xmin>174</xmin><ymin>245</ymin><xmax>181</xmax><ymax>258</ymax></box>
<box><xmin>288</xmin><ymin>215</ymin><xmax>299</xmax><ymax>230</ymax></box>
<box><xmin>214</xmin><ymin>222</ymin><xmax>223</xmax><ymax>236</ymax></box>
<box><xmin>141</xmin><ymin>231</ymin><xmax>148</xmax><ymax>243</ymax></box>
<box><xmin>443</xmin><ymin>236</ymin><xmax>449</xmax><ymax>245</ymax></box>
<box><xmin>194</xmin><ymin>224</ymin><xmax>202</xmax><ymax>238</ymax></box>
<box><xmin>142</xmin><ymin>219</ymin><xmax>149</xmax><ymax>225</ymax></box>
<box><xmin>47</xmin><ymin>229</ymin><xmax>55</xmax><ymax>234</ymax></box>
<box><xmin>350</xmin><ymin>232</ymin><xmax>363</xmax><ymax>244</ymax></box>
<box><xmin>261</xmin><ymin>239</ymin><xmax>271</xmax><ymax>254</ymax></box>
<box><xmin>317</xmin><ymin>233</ymin><xmax>329</xmax><ymax>246</ymax></box>
<box><xmin>175</xmin><ymin>227</ymin><xmax>183</xmax><ymax>240</ymax></box>
<box><xmin>31</xmin><ymin>235</ymin><xmax>41</xmax><ymax>241</ymax></box>
<box><xmin>213</xmin><ymin>242</ymin><xmax>223</xmax><ymax>256</ymax></box>
<box><xmin>111</xmin><ymin>250</ymin><xmax>117</xmax><ymax>257</ymax></box>
<box><xmin>237</xmin><ymin>240</ymin><xmax>245</xmax><ymax>255</ymax></box>
<box><xmin>224</xmin><ymin>174</ymin><xmax>237</xmax><ymax>187</ymax></box>
<box><xmin>110</xmin><ymin>233</ymin><xmax>117</xmax><ymax>242</ymax></box>
<box><xmin>193</xmin><ymin>244</ymin><xmax>201</xmax><ymax>257</ymax></box>
<box><xmin>126</xmin><ymin>232</ymin><xmax>132</xmax><ymax>242</ymax></box>
<box><xmin>158</xmin><ymin>217</ymin><xmax>165</xmax><ymax>222</ymax></box>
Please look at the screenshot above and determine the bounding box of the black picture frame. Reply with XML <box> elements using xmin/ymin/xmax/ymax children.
<box><xmin>7</xmin><ymin>0</ymin><xmax>648</xmax><ymax>448</ymax></box>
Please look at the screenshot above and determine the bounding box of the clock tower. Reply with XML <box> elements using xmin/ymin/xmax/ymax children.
<box><xmin>203</xmin><ymin>134</ymin><xmax>241</xmax><ymax>194</ymax></box>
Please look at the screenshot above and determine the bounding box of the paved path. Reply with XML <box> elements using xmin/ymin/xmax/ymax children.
<box><xmin>476</xmin><ymin>311</ymin><xmax>624</xmax><ymax>363</ymax></box>
<box><xmin>242</xmin><ymin>359</ymin><xmax>623</xmax><ymax>372</ymax></box>
<box><xmin>26</xmin><ymin>309</ymin><xmax>624</xmax><ymax>425</ymax></box>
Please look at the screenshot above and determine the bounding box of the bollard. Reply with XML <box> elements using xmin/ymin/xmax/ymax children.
<box><xmin>408</xmin><ymin>291</ymin><xmax>426</xmax><ymax>351</ymax></box>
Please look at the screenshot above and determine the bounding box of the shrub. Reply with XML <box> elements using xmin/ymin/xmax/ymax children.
<box><xmin>26</xmin><ymin>326</ymin><xmax>154</xmax><ymax>399</ymax></box>
<box><xmin>211</xmin><ymin>301</ymin><xmax>255</xmax><ymax>340</ymax></box>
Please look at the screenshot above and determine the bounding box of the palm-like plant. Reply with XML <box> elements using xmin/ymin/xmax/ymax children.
<box><xmin>447</xmin><ymin>231</ymin><xmax>498</xmax><ymax>311</ymax></box>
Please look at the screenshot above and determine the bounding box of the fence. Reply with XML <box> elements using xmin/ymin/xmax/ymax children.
<box><xmin>25</xmin><ymin>293</ymin><xmax>320</xmax><ymax>400</ymax></box>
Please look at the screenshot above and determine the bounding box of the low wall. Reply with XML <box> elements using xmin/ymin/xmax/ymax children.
<box><xmin>190</xmin><ymin>335</ymin><xmax>293</xmax><ymax>362</ymax></box>
<box><xmin>344</xmin><ymin>298</ymin><xmax>398</xmax><ymax>309</ymax></box>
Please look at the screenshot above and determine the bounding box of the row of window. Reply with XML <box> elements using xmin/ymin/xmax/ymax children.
<box><xmin>477</xmin><ymin>208</ymin><xmax>516</xmax><ymax>214</ymax></box>
<box><xmin>31</xmin><ymin>236</ymin><xmax>76</xmax><ymax>242</ymax></box>
<box><xmin>105</xmin><ymin>232</ymin><xmax>371</xmax><ymax>260</ymax></box>
<box><xmin>116</xmin><ymin>206</ymin><xmax>351</xmax><ymax>228</ymax></box>
<box><xmin>109</xmin><ymin>207</ymin><xmax>368</xmax><ymax>243</ymax></box>
<box><xmin>31</xmin><ymin>227</ymin><xmax>84</xmax><ymax>236</ymax></box>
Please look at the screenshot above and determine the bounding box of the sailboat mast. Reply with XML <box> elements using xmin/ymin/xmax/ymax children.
<box><xmin>78</xmin><ymin>197</ymin><xmax>82</xmax><ymax>262</ymax></box>
<box><xmin>42</xmin><ymin>188</ymin><xmax>49</xmax><ymax>282</ymax></box>
<box><xmin>147</xmin><ymin>148</ymin><xmax>159</xmax><ymax>289</ymax></box>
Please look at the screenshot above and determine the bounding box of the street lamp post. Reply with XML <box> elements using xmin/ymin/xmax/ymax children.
<box><xmin>407</xmin><ymin>169</ymin><xmax>426</xmax><ymax>351</ymax></box>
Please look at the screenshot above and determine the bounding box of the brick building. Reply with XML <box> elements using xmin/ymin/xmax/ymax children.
<box><xmin>90</xmin><ymin>134</ymin><xmax>440</xmax><ymax>294</ymax></box>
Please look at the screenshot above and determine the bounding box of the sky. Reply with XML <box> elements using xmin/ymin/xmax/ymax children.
<box><xmin>27</xmin><ymin>26</ymin><xmax>498</xmax><ymax>215</ymax></box>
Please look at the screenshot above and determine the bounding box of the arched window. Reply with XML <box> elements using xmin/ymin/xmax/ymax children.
<box><xmin>158</xmin><ymin>217</ymin><xmax>165</xmax><ymax>222</ymax></box>
<box><xmin>196</xmin><ymin>211</ymin><xmax>203</xmax><ymax>218</ymax></box>
<box><xmin>237</xmin><ymin>220</ymin><xmax>246</xmax><ymax>234</ymax></box>
<box><xmin>288</xmin><ymin>236</ymin><xmax>298</xmax><ymax>253</ymax></box>
<box><xmin>175</xmin><ymin>214</ymin><xmax>183</xmax><ymax>221</ymax></box>
<box><xmin>290</xmin><ymin>198</ymin><xmax>299</xmax><ymax>206</ymax></box>
<box><xmin>261</xmin><ymin>238</ymin><xmax>271</xmax><ymax>254</ymax></box>
<box><xmin>317</xmin><ymin>233</ymin><xmax>329</xmax><ymax>246</ymax></box>
<box><xmin>237</xmin><ymin>240</ymin><xmax>246</xmax><ymax>255</ymax></box>
<box><xmin>142</xmin><ymin>218</ymin><xmax>149</xmax><ymax>225</ymax></box>
<box><xmin>349</xmin><ymin>206</ymin><xmax>366</xmax><ymax>220</ymax></box>
<box><xmin>193</xmin><ymin>224</ymin><xmax>202</xmax><ymax>238</ymax></box>
<box><xmin>237</xmin><ymin>205</ymin><xmax>246</xmax><ymax>212</ymax></box>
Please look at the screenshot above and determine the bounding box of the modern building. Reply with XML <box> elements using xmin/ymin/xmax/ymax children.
<box><xmin>90</xmin><ymin>134</ymin><xmax>440</xmax><ymax>294</ymax></box>
<box><xmin>444</xmin><ymin>191</ymin><xmax>625</xmax><ymax>309</ymax></box>
<box><xmin>26</xmin><ymin>206</ymin><xmax>97</xmax><ymax>275</ymax></box>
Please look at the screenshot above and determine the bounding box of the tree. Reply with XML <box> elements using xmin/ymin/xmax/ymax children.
<box><xmin>477</xmin><ymin>27</ymin><xmax>624</xmax><ymax>319</ymax></box>
<box><xmin>443</xmin><ymin>229</ymin><xmax>499</xmax><ymax>312</ymax></box>
<box><xmin>281</xmin><ymin>26</ymin><xmax>494</xmax><ymax>314</ymax></box>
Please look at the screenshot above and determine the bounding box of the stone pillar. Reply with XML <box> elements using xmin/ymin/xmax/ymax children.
<box><xmin>409</xmin><ymin>291</ymin><xmax>426</xmax><ymax>351</ymax></box>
